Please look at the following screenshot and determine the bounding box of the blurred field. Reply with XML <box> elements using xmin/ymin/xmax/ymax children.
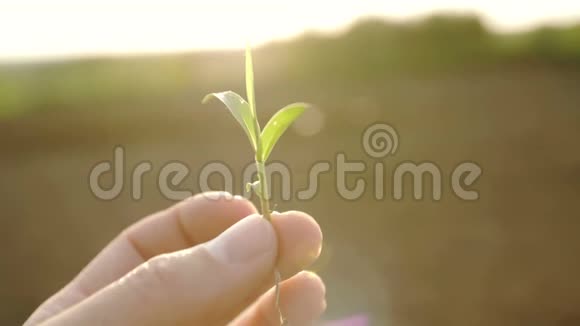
<box><xmin>2</xmin><ymin>15</ymin><xmax>580</xmax><ymax>325</ymax></box>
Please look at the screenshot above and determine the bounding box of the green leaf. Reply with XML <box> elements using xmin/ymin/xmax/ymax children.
<box><xmin>245</xmin><ymin>45</ymin><xmax>256</xmax><ymax>118</ymax></box>
<box><xmin>259</xmin><ymin>103</ymin><xmax>307</xmax><ymax>161</ymax></box>
<box><xmin>202</xmin><ymin>91</ymin><xmax>258</xmax><ymax>151</ymax></box>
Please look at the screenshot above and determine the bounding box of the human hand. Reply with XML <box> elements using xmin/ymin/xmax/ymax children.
<box><xmin>25</xmin><ymin>192</ymin><xmax>325</xmax><ymax>325</ymax></box>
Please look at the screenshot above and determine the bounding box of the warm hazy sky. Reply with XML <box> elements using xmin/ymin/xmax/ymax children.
<box><xmin>1</xmin><ymin>0</ymin><xmax>580</xmax><ymax>61</ymax></box>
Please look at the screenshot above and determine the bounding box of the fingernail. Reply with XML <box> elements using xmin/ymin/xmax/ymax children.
<box><xmin>205</xmin><ymin>214</ymin><xmax>276</xmax><ymax>264</ymax></box>
<box><xmin>198</xmin><ymin>191</ymin><xmax>233</xmax><ymax>201</ymax></box>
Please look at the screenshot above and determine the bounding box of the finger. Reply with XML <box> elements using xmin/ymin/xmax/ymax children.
<box><xmin>271</xmin><ymin>211</ymin><xmax>323</xmax><ymax>278</ymax></box>
<box><xmin>77</xmin><ymin>192</ymin><xmax>257</xmax><ymax>293</ymax></box>
<box><xmin>25</xmin><ymin>192</ymin><xmax>256</xmax><ymax>326</ymax></box>
<box><xmin>213</xmin><ymin>210</ymin><xmax>323</xmax><ymax>325</ymax></box>
<box><xmin>232</xmin><ymin>271</ymin><xmax>326</xmax><ymax>326</ymax></box>
<box><xmin>42</xmin><ymin>211</ymin><xmax>322</xmax><ymax>326</ymax></box>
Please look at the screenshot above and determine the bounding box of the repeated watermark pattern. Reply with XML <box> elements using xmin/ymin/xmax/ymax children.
<box><xmin>89</xmin><ymin>123</ymin><xmax>482</xmax><ymax>201</ymax></box>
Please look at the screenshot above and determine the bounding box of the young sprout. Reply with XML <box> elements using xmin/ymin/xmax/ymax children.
<box><xmin>202</xmin><ymin>45</ymin><xmax>308</xmax><ymax>325</ymax></box>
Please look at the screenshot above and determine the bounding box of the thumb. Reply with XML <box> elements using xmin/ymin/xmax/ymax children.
<box><xmin>43</xmin><ymin>214</ymin><xmax>277</xmax><ymax>326</ymax></box>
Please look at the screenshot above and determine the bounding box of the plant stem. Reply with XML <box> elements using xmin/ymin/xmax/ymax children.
<box><xmin>255</xmin><ymin>160</ymin><xmax>272</xmax><ymax>222</ymax></box>
<box><xmin>255</xmin><ymin>159</ymin><xmax>285</xmax><ymax>325</ymax></box>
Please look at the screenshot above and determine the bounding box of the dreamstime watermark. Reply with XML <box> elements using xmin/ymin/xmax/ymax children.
<box><xmin>88</xmin><ymin>123</ymin><xmax>482</xmax><ymax>202</ymax></box>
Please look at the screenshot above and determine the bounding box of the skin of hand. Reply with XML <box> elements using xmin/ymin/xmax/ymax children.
<box><xmin>24</xmin><ymin>192</ymin><xmax>325</xmax><ymax>326</ymax></box>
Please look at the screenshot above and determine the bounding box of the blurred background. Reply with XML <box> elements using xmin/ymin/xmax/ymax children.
<box><xmin>2</xmin><ymin>1</ymin><xmax>580</xmax><ymax>325</ymax></box>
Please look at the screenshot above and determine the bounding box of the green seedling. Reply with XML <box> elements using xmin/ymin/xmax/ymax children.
<box><xmin>202</xmin><ymin>45</ymin><xmax>308</xmax><ymax>325</ymax></box>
